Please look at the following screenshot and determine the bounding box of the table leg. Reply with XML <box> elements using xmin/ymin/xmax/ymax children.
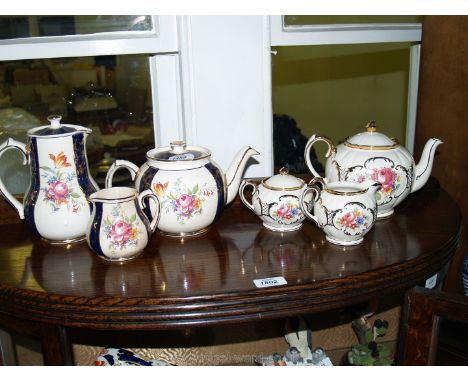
<box><xmin>0</xmin><ymin>328</ymin><xmax>17</xmax><ymax>365</ymax></box>
<box><xmin>40</xmin><ymin>325</ymin><xmax>73</xmax><ymax>366</ymax></box>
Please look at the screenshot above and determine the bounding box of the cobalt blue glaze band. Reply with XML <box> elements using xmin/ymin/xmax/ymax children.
<box><xmin>73</xmin><ymin>133</ymin><xmax>98</xmax><ymax>211</ymax></box>
<box><xmin>204</xmin><ymin>162</ymin><xmax>225</xmax><ymax>222</ymax></box>
<box><xmin>23</xmin><ymin>137</ymin><xmax>39</xmax><ymax>236</ymax></box>
<box><xmin>88</xmin><ymin>201</ymin><xmax>104</xmax><ymax>258</ymax></box>
<box><xmin>139</xmin><ymin>167</ymin><xmax>159</xmax><ymax>219</ymax></box>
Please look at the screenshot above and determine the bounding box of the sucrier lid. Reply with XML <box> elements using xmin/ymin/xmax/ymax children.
<box><xmin>344</xmin><ymin>121</ymin><xmax>399</xmax><ymax>149</ymax></box>
<box><xmin>27</xmin><ymin>115</ymin><xmax>85</xmax><ymax>137</ymax></box>
<box><xmin>146</xmin><ymin>140</ymin><xmax>211</xmax><ymax>161</ymax></box>
<box><xmin>262</xmin><ymin>167</ymin><xmax>305</xmax><ymax>191</ymax></box>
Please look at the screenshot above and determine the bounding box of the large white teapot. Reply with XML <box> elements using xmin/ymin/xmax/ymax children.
<box><xmin>304</xmin><ymin>121</ymin><xmax>442</xmax><ymax>218</ymax></box>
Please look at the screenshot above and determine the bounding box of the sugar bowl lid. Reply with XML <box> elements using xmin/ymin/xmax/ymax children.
<box><xmin>262</xmin><ymin>167</ymin><xmax>305</xmax><ymax>191</ymax></box>
<box><xmin>344</xmin><ymin>121</ymin><xmax>399</xmax><ymax>149</ymax></box>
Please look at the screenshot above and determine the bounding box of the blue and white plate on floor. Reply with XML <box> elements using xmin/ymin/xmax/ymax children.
<box><xmin>94</xmin><ymin>348</ymin><xmax>174</xmax><ymax>366</ymax></box>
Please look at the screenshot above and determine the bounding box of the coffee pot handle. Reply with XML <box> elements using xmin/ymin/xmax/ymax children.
<box><xmin>138</xmin><ymin>190</ymin><xmax>161</xmax><ymax>233</ymax></box>
<box><xmin>304</xmin><ymin>134</ymin><xmax>336</xmax><ymax>179</ymax></box>
<box><xmin>0</xmin><ymin>138</ymin><xmax>28</xmax><ymax>219</ymax></box>
<box><xmin>105</xmin><ymin>160</ymin><xmax>139</xmax><ymax>188</ymax></box>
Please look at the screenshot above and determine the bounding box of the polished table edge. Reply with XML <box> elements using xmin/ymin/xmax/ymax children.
<box><xmin>0</xmin><ymin>184</ymin><xmax>462</xmax><ymax>330</ymax></box>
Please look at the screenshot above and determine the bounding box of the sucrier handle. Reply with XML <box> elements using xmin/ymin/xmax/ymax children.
<box><xmin>239</xmin><ymin>180</ymin><xmax>257</xmax><ymax>212</ymax></box>
<box><xmin>0</xmin><ymin>138</ymin><xmax>28</xmax><ymax>219</ymax></box>
<box><xmin>299</xmin><ymin>179</ymin><xmax>322</xmax><ymax>225</ymax></box>
<box><xmin>105</xmin><ymin>160</ymin><xmax>139</xmax><ymax>188</ymax></box>
<box><xmin>138</xmin><ymin>189</ymin><xmax>161</xmax><ymax>233</ymax></box>
<box><xmin>304</xmin><ymin>134</ymin><xmax>336</xmax><ymax>180</ymax></box>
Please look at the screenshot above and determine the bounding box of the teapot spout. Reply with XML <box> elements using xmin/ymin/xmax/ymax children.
<box><xmin>412</xmin><ymin>138</ymin><xmax>443</xmax><ymax>193</ymax></box>
<box><xmin>225</xmin><ymin>146</ymin><xmax>259</xmax><ymax>205</ymax></box>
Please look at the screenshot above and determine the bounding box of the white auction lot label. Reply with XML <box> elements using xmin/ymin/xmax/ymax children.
<box><xmin>253</xmin><ymin>276</ymin><xmax>287</xmax><ymax>288</ymax></box>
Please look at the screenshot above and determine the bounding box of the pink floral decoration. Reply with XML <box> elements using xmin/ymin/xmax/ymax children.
<box><xmin>371</xmin><ymin>168</ymin><xmax>396</xmax><ymax>193</ymax></box>
<box><xmin>47</xmin><ymin>180</ymin><xmax>70</xmax><ymax>204</ymax></box>
<box><xmin>110</xmin><ymin>219</ymin><xmax>133</xmax><ymax>245</ymax></box>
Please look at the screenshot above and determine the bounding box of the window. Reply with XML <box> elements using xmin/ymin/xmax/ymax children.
<box><xmin>0</xmin><ymin>16</ymin><xmax>180</xmax><ymax>193</ymax></box>
<box><xmin>270</xmin><ymin>16</ymin><xmax>422</xmax><ymax>173</ymax></box>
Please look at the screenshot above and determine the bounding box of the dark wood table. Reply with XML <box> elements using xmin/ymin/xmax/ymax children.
<box><xmin>0</xmin><ymin>182</ymin><xmax>462</xmax><ymax>365</ymax></box>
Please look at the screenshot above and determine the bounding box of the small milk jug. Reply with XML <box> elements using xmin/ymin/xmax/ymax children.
<box><xmin>86</xmin><ymin>187</ymin><xmax>160</xmax><ymax>262</ymax></box>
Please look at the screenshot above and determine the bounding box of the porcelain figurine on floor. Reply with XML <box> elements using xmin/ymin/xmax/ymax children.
<box><xmin>255</xmin><ymin>316</ymin><xmax>333</xmax><ymax>366</ymax></box>
<box><xmin>347</xmin><ymin>317</ymin><xmax>393</xmax><ymax>366</ymax></box>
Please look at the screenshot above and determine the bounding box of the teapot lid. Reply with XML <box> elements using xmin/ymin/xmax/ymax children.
<box><xmin>28</xmin><ymin>115</ymin><xmax>86</xmax><ymax>137</ymax></box>
<box><xmin>262</xmin><ymin>167</ymin><xmax>305</xmax><ymax>191</ymax></box>
<box><xmin>345</xmin><ymin>121</ymin><xmax>399</xmax><ymax>149</ymax></box>
<box><xmin>147</xmin><ymin>141</ymin><xmax>210</xmax><ymax>161</ymax></box>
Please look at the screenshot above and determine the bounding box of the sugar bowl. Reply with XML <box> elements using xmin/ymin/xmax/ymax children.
<box><xmin>239</xmin><ymin>167</ymin><xmax>306</xmax><ymax>232</ymax></box>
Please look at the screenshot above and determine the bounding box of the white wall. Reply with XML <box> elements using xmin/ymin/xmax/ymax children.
<box><xmin>178</xmin><ymin>16</ymin><xmax>273</xmax><ymax>178</ymax></box>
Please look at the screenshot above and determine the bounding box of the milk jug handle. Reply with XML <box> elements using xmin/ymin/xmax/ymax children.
<box><xmin>105</xmin><ymin>160</ymin><xmax>139</xmax><ymax>188</ymax></box>
<box><xmin>138</xmin><ymin>190</ymin><xmax>161</xmax><ymax>233</ymax></box>
<box><xmin>299</xmin><ymin>181</ymin><xmax>321</xmax><ymax>225</ymax></box>
<box><xmin>304</xmin><ymin>134</ymin><xmax>336</xmax><ymax>179</ymax></box>
<box><xmin>0</xmin><ymin>138</ymin><xmax>28</xmax><ymax>219</ymax></box>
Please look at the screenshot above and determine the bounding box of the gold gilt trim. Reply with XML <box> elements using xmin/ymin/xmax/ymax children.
<box><xmin>261</xmin><ymin>178</ymin><xmax>305</xmax><ymax>191</ymax></box>
<box><xmin>41</xmin><ymin>236</ymin><xmax>86</xmax><ymax>245</ymax></box>
<box><xmin>344</xmin><ymin>140</ymin><xmax>399</xmax><ymax>151</ymax></box>
<box><xmin>324</xmin><ymin>187</ymin><xmax>366</xmax><ymax>196</ymax></box>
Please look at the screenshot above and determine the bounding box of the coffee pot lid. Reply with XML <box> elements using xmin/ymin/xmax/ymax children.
<box><xmin>28</xmin><ymin>115</ymin><xmax>86</xmax><ymax>137</ymax></box>
<box><xmin>262</xmin><ymin>167</ymin><xmax>305</xmax><ymax>191</ymax></box>
<box><xmin>146</xmin><ymin>141</ymin><xmax>211</xmax><ymax>162</ymax></box>
<box><xmin>345</xmin><ymin>121</ymin><xmax>399</xmax><ymax>149</ymax></box>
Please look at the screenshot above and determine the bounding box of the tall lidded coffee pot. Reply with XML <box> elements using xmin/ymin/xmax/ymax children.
<box><xmin>0</xmin><ymin>115</ymin><xmax>99</xmax><ymax>243</ymax></box>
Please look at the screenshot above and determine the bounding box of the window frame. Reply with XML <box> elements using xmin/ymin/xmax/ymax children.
<box><xmin>0</xmin><ymin>15</ymin><xmax>180</xmax><ymax>149</ymax></box>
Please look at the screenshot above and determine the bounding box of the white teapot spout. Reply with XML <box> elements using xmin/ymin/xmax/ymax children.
<box><xmin>225</xmin><ymin>146</ymin><xmax>259</xmax><ymax>205</ymax></box>
<box><xmin>411</xmin><ymin>138</ymin><xmax>443</xmax><ymax>193</ymax></box>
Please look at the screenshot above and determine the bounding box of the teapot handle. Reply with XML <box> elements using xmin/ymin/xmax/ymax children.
<box><xmin>138</xmin><ymin>190</ymin><xmax>161</xmax><ymax>233</ymax></box>
<box><xmin>105</xmin><ymin>160</ymin><xmax>139</xmax><ymax>188</ymax></box>
<box><xmin>304</xmin><ymin>134</ymin><xmax>336</xmax><ymax>179</ymax></box>
<box><xmin>0</xmin><ymin>138</ymin><xmax>28</xmax><ymax>219</ymax></box>
<box><xmin>239</xmin><ymin>180</ymin><xmax>257</xmax><ymax>212</ymax></box>
<box><xmin>299</xmin><ymin>180</ymin><xmax>322</xmax><ymax>225</ymax></box>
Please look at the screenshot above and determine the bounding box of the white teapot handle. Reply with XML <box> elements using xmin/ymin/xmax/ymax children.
<box><xmin>304</xmin><ymin>134</ymin><xmax>336</xmax><ymax>179</ymax></box>
<box><xmin>105</xmin><ymin>159</ymin><xmax>139</xmax><ymax>188</ymax></box>
<box><xmin>0</xmin><ymin>138</ymin><xmax>28</xmax><ymax>219</ymax></box>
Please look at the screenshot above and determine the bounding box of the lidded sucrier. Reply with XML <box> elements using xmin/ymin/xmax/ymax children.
<box><xmin>239</xmin><ymin>167</ymin><xmax>307</xmax><ymax>232</ymax></box>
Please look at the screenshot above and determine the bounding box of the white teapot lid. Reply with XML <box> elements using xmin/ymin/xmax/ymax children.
<box><xmin>147</xmin><ymin>140</ymin><xmax>210</xmax><ymax>161</ymax></box>
<box><xmin>262</xmin><ymin>167</ymin><xmax>305</xmax><ymax>191</ymax></box>
<box><xmin>345</xmin><ymin>121</ymin><xmax>399</xmax><ymax>149</ymax></box>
